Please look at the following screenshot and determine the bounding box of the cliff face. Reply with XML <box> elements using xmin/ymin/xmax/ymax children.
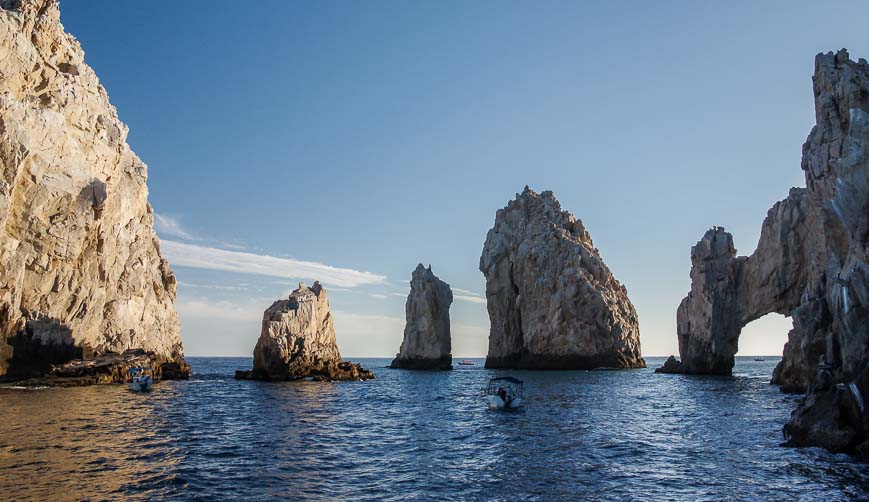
<box><xmin>236</xmin><ymin>282</ymin><xmax>373</xmax><ymax>381</ymax></box>
<box><xmin>0</xmin><ymin>0</ymin><xmax>187</xmax><ymax>377</ymax></box>
<box><xmin>480</xmin><ymin>187</ymin><xmax>645</xmax><ymax>370</ymax></box>
<box><xmin>390</xmin><ymin>264</ymin><xmax>453</xmax><ymax>370</ymax></box>
<box><xmin>661</xmin><ymin>50</ymin><xmax>869</xmax><ymax>456</ymax></box>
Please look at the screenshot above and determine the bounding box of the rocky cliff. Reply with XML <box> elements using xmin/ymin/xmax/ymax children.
<box><xmin>480</xmin><ymin>187</ymin><xmax>645</xmax><ymax>370</ymax></box>
<box><xmin>390</xmin><ymin>264</ymin><xmax>453</xmax><ymax>370</ymax></box>
<box><xmin>236</xmin><ymin>282</ymin><xmax>373</xmax><ymax>381</ymax></box>
<box><xmin>0</xmin><ymin>0</ymin><xmax>188</xmax><ymax>379</ymax></box>
<box><xmin>660</xmin><ymin>50</ymin><xmax>869</xmax><ymax>456</ymax></box>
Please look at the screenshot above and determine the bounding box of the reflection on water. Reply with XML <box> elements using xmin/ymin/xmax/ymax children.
<box><xmin>0</xmin><ymin>357</ymin><xmax>866</xmax><ymax>500</ymax></box>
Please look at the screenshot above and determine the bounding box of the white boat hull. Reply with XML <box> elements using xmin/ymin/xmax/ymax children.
<box><xmin>128</xmin><ymin>378</ymin><xmax>153</xmax><ymax>392</ymax></box>
<box><xmin>487</xmin><ymin>395</ymin><xmax>522</xmax><ymax>410</ymax></box>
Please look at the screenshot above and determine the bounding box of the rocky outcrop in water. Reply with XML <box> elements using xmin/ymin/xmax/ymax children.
<box><xmin>0</xmin><ymin>0</ymin><xmax>188</xmax><ymax>380</ymax></box>
<box><xmin>235</xmin><ymin>282</ymin><xmax>373</xmax><ymax>381</ymax></box>
<box><xmin>660</xmin><ymin>50</ymin><xmax>869</xmax><ymax>457</ymax></box>
<box><xmin>480</xmin><ymin>187</ymin><xmax>645</xmax><ymax>370</ymax></box>
<box><xmin>390</xmin><ymin>264</ymin><xmax>453</xmax><ymax>370</ymax></box>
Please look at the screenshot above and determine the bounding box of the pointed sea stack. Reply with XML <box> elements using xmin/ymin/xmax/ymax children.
<box><xmin>235</xmin><ymin>282</ymin><xmax>373</xmax><ymax>381</ymax></box>
<box><xmin>390</xmin><ymin>264</ymin><xmax>453</xmax><ymax>370</ymax></box>
<box><xmin>0</xmin><ymin>0</ymin><xmax>188</xmax><ymax>382</ymax></box>
<box><xmin>480</xmin><ymin>187</ymin><xmax>645</xmax><ymax>370</ymax></box>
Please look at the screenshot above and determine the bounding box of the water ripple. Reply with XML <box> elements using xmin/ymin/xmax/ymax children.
<box><xmin>0</xmin><ymin>357</ymin><xmax>867</xmax><ymax>500</ymax></box>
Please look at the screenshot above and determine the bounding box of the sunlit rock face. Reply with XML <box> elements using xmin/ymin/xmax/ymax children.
<box><xmin>661</xmin><ymin>49</ymin><xmax>869</xmax><ymax>456</ymax></box>
<box><xmin>0</xmin><ymin>0</ymin><xmax>187</xmax><ymax>378</ymax></box>
<box><xmin>480</xmin><ymin>187</ymin><xmax>645</xmax><ymax>370</ymax></box>
<box><xmin>390</xmin><ymin>264</ymin><xmax>453</xmax><ymax>370</ymax></box>
<box><xmin>236</xmin><ymin>282</ymin><xmax>373</xmax><ymax>381</ymax></box>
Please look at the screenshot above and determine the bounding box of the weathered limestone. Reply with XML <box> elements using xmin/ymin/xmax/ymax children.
<box><xmin>235</xmin><ymin>282</ymin><xmax>373</xmax><ymax>381</ymax></box>
<box><xmin>390</xmin><ymin>264</ymin><xmax>453</xmax><ymax>370</ymax></box>
<box><xmin>660</xmin><ymin>50</ymin><xmax>869</xmax><ymax>456</ymax></box>
<box><xmin>0</xmin><ymin>0</ymin><xmax>188</xmax><ymax>379</ymax></box>
<box><xmin>480</xmin><ymin>187</ymin><xmax>645</xmax><ymax>370</ymax></box>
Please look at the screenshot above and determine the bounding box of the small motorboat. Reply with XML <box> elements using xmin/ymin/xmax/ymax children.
<box><xmin>486</xmin><ymin>376</ymin><xmax>523</xmax><ymax>410</ymax></box>
<box><xmin>458</xmin><ymin>359</ymin><xmax>475</xmax><ymax>366</ymax></box>
<box><xmin>126</xmin><ymin>367</ymin><xmax>153</xmax><ymax>392</ymax></box>
<box><xmin>754</xmin><ymin>358</ymin><xmax>766</xmax><ymax>362</ymax></box>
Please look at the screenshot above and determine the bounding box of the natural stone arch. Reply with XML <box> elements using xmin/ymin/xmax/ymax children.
<box><xmin>669</xmin><ymin>186</ymin><xmax>828</xmax><ymax>390</ymax></box>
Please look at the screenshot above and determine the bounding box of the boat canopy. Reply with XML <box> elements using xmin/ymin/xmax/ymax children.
<box><xmin>486</xmin><ymin>377</ymin><xmax>524</xmax><ymax>398</ymax></box>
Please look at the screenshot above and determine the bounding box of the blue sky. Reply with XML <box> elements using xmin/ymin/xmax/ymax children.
<box><xmin>62</xmin><ymin>0</ymin><xmax>869</xmax><ymax>357</ymax></box>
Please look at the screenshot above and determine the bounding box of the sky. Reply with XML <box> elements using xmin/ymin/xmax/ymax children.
<box><xmin>60</xmin><ymin>0</ymin><xmax>869</xmax><ymax>357</ymax></box>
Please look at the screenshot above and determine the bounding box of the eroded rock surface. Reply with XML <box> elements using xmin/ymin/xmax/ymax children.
<box><xmin>480</xmin><ymin>187</ymin><xmax>645</xmax><ymax>370</ymax></box>
<box><xmin>235</xmin><ymin>282</ymin><xmax>373</xmax><ymax>381</ymax></box>
<box><xmin>390</xmin><ymin>264</ymin><xmax>453</xmax><ymax>370</ymax></box>
<box><xmin>0</xmin><ymin>0</ymin><xmax>188</xmax><ymax>379</ymax></box>
<box><xmin>661</xmin><ymin>50</ymin><xmax>869</xmax><ymax>456</ymax></box>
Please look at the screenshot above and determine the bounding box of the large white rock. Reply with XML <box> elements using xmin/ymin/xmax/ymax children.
<box><xmin>480</xmin><ymin>187</ymin><xmax>645</xmax><ymax>370</ymax></box>
<box><xmin>0</xmin><ymin>0</ymin><xmax>187</xmax><ymax>377</ymax></box>
<box><xmin>390</xmin><ymin>264</ymin><xmax>453</xmax><ymax>370</ymax></box>
<box><xmin>237</xmin><ymin>282</ymin><xmax>373</xmax><ymax>381</ymax></box>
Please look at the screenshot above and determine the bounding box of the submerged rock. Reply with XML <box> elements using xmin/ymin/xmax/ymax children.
<box><xmin>235</xmin><ymin>282</ymin><xmax>373</xmax><ymax>381</ymax></box>
<box><xmin>0</xmin><ymin>0</ymin><xmax>188</xmax><ymax>379</ymax></box>
<box><xmin>662</xmin><ymin>50</ymin><xmax>869</xmax><ymax>456</ymax></box>
<box><xmin>480</xmin><ymin>187</ymin><xmax>645</xmax><ymax>370</ymax></box>
<box><xmin>390</xmin><ymin>264</ymin><xmax>453</xmax><ymax>370</ymax></box>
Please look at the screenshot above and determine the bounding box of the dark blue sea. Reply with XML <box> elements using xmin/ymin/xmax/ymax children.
<box><xmin>1</xmin><ymin>356</ymin><xmax>867</xmax><ymax>500</ymax></box>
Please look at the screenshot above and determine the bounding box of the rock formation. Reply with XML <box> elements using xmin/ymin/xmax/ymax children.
<box><xmin>390</xmin><ymin>264</ymin><xmax>453</xmax><ymax>370</ymax></box>
<box><xmin>660</xmin><ymin>50</ymin><xmax>869</xmax><ymax>456</ymax></box>
<box><xmin>235</xmin><ymin>282</ymin><xmax>373</xmax><ymax>381</ymax></box>
<box><xmin>0</xmin><ymin>0</ymin><xmax>188</xmax><ymax>380</ymax></box>
<box><xmin>480</xmin><ymin>187</ymin><xmax>645</xmax><ymax>370</ymax></box>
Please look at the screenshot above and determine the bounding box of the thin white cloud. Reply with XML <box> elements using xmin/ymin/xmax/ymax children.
<box><xmin>154</xmin><ymin>213</ymin><xmax>198</xmax><ymax>240</ymax></box>
<box><xmin>453</xmin><ymin>288</ymin><xmax>482</xmax><ymax>296</ymax></box>
<box><xmin>161</xmin><ymin>240</ymin><xmax>387</xmax><ymax>288</ymax></box>
<box><xmin>176</xmin><ymin>298</ymin><xmax>264</xmax><ymax>322</ymax></box>
<box><xmin>454</xmin><ymin>294</ymin><xmax>487</xmax><ymax>304</ymax></box>
<box><xmin>368</xmin><ymin>293</ymin><xmax>388</xmax><ymax>300</ymax></box>
<box><xmin>177</xmin><ymin>281</ymin><xmax>249</xmax><ymax>292</ymax></box>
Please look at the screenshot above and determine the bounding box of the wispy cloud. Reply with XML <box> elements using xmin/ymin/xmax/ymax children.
<box><xmin>451</xmin><ymin>288</ymin><xmax>487</xmax><ymax>304</ymax></box>
<box><xmin>154</xmin><ymin>213</ymin><xmax>198</xmax><ymax>240</ymax></box>
<box><xmin>161</xmin><ymin>240</ymin><xmax>387</xmax><ymax>288</ymax></box>
<box><xmin>454</xmin><ymin>294</ymin><xmax>486</xmax><ymax>304</ymax></box>
<box><xmin>368</xmin><ymin>293</ymin><xmax>388</xmax><ymax>300</ymax></box>
<box><xmin>176</xmin><ymin>298</ymin><xmax>264</xmax><ymax>322</ymax></box>
<box><xmin>177</xmin><ymin>281</ymin><xmax>249</xmax><ymax>292</ymax></box>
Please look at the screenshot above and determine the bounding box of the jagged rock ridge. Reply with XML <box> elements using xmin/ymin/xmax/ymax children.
<box><xmin>660</xmin><ymin>50</ymin><xmax>869</xmax><ymax>456</ymax></box>
<box><xmin>390</xmin><ymin>264</ymin><xmax>453</xmax><ymax>370</ymax></box>
<box><xmin>235</xmin><ymin>282</ymin><xmax>373</xmax><ymax>381</ymax></box>
<box><xmin>0</xmin><ymin>0</ymin><xmax>188</xmax><ymax>379</ymax></box>
<box><xmin>480</xmin><ymin>187</ymin><xmax>645</xmax><ymax>370</ymax></box>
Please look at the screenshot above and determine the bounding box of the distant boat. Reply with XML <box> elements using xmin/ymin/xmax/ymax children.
<box><xmin>126</xmin><ymin>367</ymin><xmax>153</xmax><ymax>392</ymax></box>
<box><xmin>487</xmin><ymin>376</ymin><xmax>523</xmax><ymax>410</ymax></box>
<box><xmin>458</xmin><ymin>359</ymin><xmax>475</xmax><ymax>366</ymax></box>
<box><xmin>754</xmin><ymin>358</ymin><xmax>766</xmax><ymax>362</ymax></box>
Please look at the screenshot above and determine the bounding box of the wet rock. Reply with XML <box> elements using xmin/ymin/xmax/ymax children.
<box><xmin>480</xmin><ymin>187</ymin><xmax>645</xmax><ymax>370</ymax></box>
<box><xmin>235</xmin><ymin>282</ymin><xmax>373</xmax><ymax>381</ymax></box>
<box><xmin>390</xmin><ymin>264</ymin><xmax>453</xmax><ymax>370</ymax></box>
<box><xmin>0</xmin><ymin>349</ymin><xmax>188</xmax><ymax>387</ymax></box>
<box><xmin>654</xmin><ymin>355</ymin><xmax>685</xmax><ymax>374</ymax></box>
<box><xmin>0</xmin><ymin>0</ymin><xmax>188</xmax><ymax>378</ymax></box>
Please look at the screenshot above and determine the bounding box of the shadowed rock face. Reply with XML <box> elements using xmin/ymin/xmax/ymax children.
<box><xmin>390</xmin><ymin>264</ymin><xmax>453</xmax><ymax>370</ymax></box>
<box><xmin>668</xmin><ymin>187</ymin><xmax>824</xmax><ymax>380</ymax></box>
<box><xmin>480</xmin><ymin>187</ymin><xmax>645</xmax><ymax>370</ymax></box>
<box><xmin>236</xmin><ymin>282</ymin><xmax>373</xmax><ymax>381</ymax></box>
<box><xmin>0</xmin><ymin>0</ymin><xmax>187</xmax><ymax>378</ymax></box>
<box><xmin>661</xmin><ymin>50</ymin><xmax>869</xmax><ymax>456</ymax></box>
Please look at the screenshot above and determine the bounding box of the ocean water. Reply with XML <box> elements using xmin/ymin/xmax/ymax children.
<box><xmin>0</xmin><ymin>356</ymin><xmax>866</xmax><ymax>501</ymax></box>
